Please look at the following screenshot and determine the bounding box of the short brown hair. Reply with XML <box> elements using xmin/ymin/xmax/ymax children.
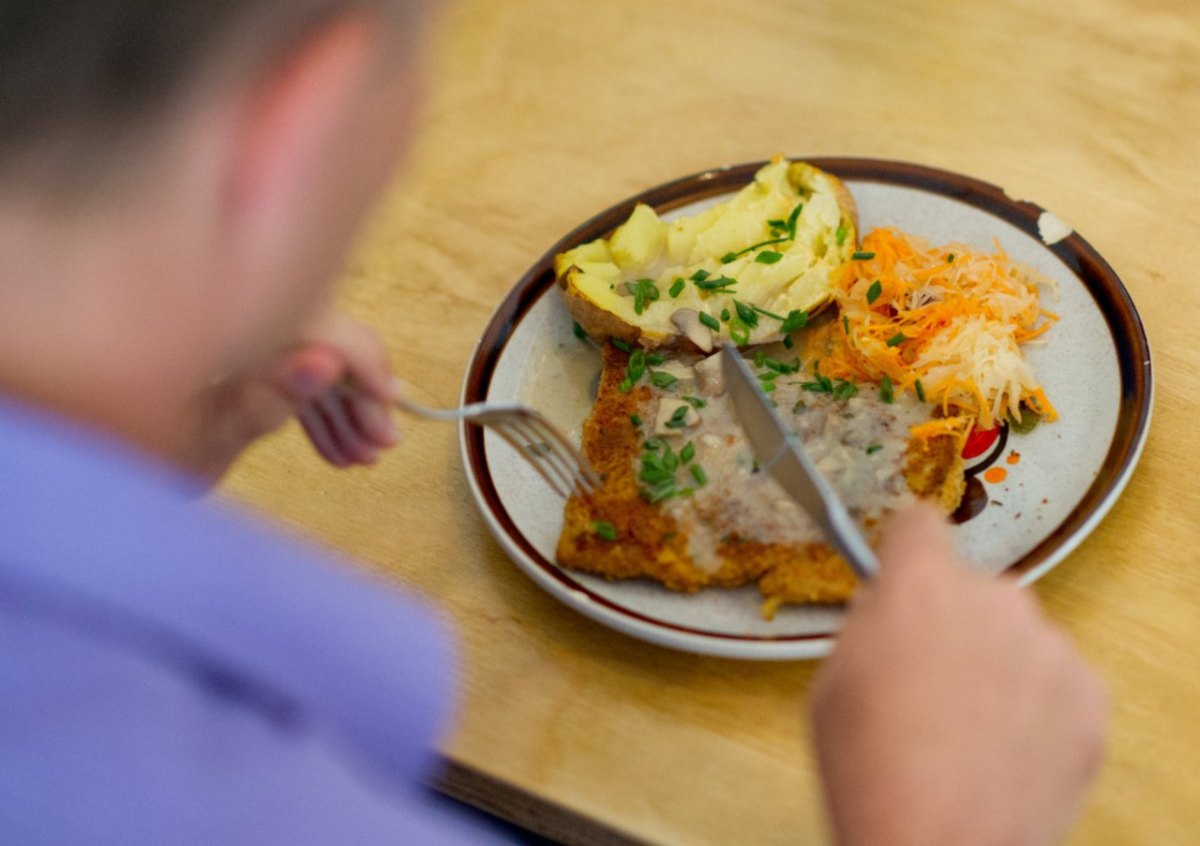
<box><xmin>0</xmin><ymin>0</ymin><xmax>413</xmax><ymax>181</ymax></box>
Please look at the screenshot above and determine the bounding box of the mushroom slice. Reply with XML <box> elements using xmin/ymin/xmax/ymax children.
<box><xmin>670</xmin><ymin>308</ymin><xmax>713</xmax><ymax>353</ymax></box>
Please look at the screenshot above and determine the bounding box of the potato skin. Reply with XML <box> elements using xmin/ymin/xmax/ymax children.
<box><xmin>557</xmin><ymin>160</ymin><xmax>859</xmax><ymax>351</ymax></box>
<box><xmin>558</xmin><ymin>267</ymin><xmax>709</xmax><ymax>353</ymax></box>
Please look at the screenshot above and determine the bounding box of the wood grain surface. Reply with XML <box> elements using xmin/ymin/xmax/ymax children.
<box><xmin>222</xmin><ymin>0</ymin><xmax>1200</xmax><ymax>842</ymax></box>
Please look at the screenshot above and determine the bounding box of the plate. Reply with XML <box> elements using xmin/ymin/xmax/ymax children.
<box><xmin>459</xmin><ymin>158</ymin><xmax>1152</xmax><ymax>660</ymax></box>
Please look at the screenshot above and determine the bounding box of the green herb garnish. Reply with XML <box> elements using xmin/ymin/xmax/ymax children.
<box><xmin>682</xmin><ymin>395</ymin><xmax>707</xmax><ymax>409</ymax></box>
<box><xmin>886</xmin><ymin>333</ymin><xmax>906</xmax><ymax>347</ymax></box>
<box><xmin>690</xmin><ymin>269</ymin><xmax>711</xmax><ymax>282</ymax></box>
<box><xmin>852</xmin><ymin>251</ymin><xmax>876</xmax><ymax>261</ymax></box>
<box><xmin>593</xmin><ymin>521</ymin><xmax>618</xmax><ymax>541</ymax></box>
<box><xmin>629</xmin><ymin>278</ymin><xmax>660</xmax><ymax>315</ymax></box>
<box><xmin>664</xmin><ymin>405</ymin><xmax>691</xmax><ymax>429</ymax></box>
<box><xmin>755</xmin><ymin>250</ymin><xmax>783</xmax><ymax>265</ymax></box>
<box><xmin>880</xmin><ymin>374</ymin><xmax>895</xmax><ymax>404</ymax></box>
<box><xmin>612</xmin><ymin>338</ymin><xmax>633</xmax><ymax>352</ymax></box>
<box><xmin>728</xmin><ymin>318</ymin><xmax>750</xmax><ymax>345</ymax></box>
<box><xmin>734</xmin><ymin>300</ymin><xmax>759</xmax><ymax>328</ymax></box>
<box><xmin>720</xmin><ymin>236</ymin><xmax>788</xmax><ymax>264</ymax></box>
<box><xmin>783</xmin><ymin>335</ymin><xmax>795</xmax><ymax>350</ymax></box>
<box><xmin>650</xmin><ymin>371</ymin><xmax>679</xmax><ymax>390</ymax></box>
<box><xmin>690</xmin><ymin>465</ymin><xmax>708</xmax><ymax>486</ymax></box>
<box><xmin>915</xmin><ymin>379</ymin><xmax>926</xmax><ymax>402</ymax></box>
<box><xmin>573</xmin><ymin>321</ymin><xmax>588</xmax><ymax>341</ymax></box>
<box><xmin>698</xmin><ymin>312</ymin><xmax>720</xmax><ymax>331</ymax></box>
<box><xmin>669</xmin><ymin>277</ymin><xmax>685</xmax><ymax>298</ymax></box>
<box><xmin>785</xmin><ymin>202</ymin><xmax>804</xmax><ymax>239</ymax></box>
<box><xmin>630</xmin><ymin>414</ymin><xmax>642</xmax><ymax>426</ymax></box>
<box><xmin>866</xmin><ymin>280</ymin><xmax>883</xmax><ymax>305</ymax></box>
<box><xmin>836</xmin><ymin>222</ymin><xmax>848</xmax><ymax>246</ymax></box>
<box><xmin>680</xmin><ymin>442</ymin><xmax>695</xmax><ymax>464</ymax></box>
<box><xmin>866</xmin><ymin>444</ymin><xmax>883</xmax><ymax>455</ymax></box>
<box><xmin>694</xmin><ymin>275</ymin><xmax>738</xmax><ymax>293</ymax></box>
<box><xmin>780</xmin><ymin>309</ymin><xmax>808</xmax><ymax>333</ymax></box>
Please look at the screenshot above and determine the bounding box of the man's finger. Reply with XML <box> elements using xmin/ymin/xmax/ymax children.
<box><xmin>299</xmin><ymin>406</ymin><xmax>352</xmax><ymax>467</ymax></box>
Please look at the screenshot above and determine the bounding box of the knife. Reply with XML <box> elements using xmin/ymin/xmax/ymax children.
<box><xmin>719</xmin><ymin>342</ymin><xmax>878</xmax><ymax>580</ymax></box>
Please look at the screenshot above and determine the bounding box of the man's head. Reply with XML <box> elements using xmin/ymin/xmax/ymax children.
<box><xmin>0</xmin><ymin>0</ymin><xmax>429</xmax><ymax>449</ymax></box>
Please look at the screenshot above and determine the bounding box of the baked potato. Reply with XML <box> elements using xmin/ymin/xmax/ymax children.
<box><xmin>555</xmin><ymin>158</ymin><xmax>858</xmax><ymax>351</ymax></box>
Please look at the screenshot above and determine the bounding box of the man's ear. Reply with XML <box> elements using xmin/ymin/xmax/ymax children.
<box><xmin>224</xmin><ymin>13</ymin><xmax>378</xmax><ymax>257</ymax></box>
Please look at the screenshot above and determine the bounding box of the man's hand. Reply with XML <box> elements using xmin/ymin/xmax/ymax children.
<box><xmin>178</xmin><ymin>312</ymin><xmax>401</xmax><ymax>483</ymax></box>
<box><xmin>809</xmin><ymin>506</ymin><xmax>1108</xmax><ymax>846</ymax></box>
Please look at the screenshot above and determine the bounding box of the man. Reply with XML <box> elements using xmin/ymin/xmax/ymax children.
<box><xmin>0</xmin><ymin>2</ymin><xmax>1106</xmax><ymax>843</ymax></box>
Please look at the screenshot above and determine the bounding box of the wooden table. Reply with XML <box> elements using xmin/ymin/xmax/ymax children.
<box><xmin>223</xmin><ymin>0</ymin><xmax>1200</xmax><ymax>842</ymax></box>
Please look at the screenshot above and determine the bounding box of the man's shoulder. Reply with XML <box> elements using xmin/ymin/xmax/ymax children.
<box><xmin>0</xmin><ymin>396</ymin><xmax>455</xmax><ymax>785</ymax></box>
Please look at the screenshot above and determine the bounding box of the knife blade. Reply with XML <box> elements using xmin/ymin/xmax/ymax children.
<box><xmin>719</xmin><ymin>342</ymin><xmax>878</xmax><ymax>580</ymax></box>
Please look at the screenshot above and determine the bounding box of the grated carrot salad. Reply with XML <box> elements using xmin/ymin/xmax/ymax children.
<box><xmin>814</xmin><ymin>227</ymin><xmax>1059</xmax><ymax>430</ymax></box>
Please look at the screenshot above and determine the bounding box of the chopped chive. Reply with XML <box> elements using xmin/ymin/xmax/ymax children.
<box><xmin>880</xmin><ymin>374</ymin><xmax>895</xmax><ymax>404</ymax></box>
<box><xmin>783</xmin><ymin>335</ymin><xmax>794</xmax><ymax>349</ymax></box>
<box><xmin>915</xmin><ymin>379</ymin><xmax>926</xmax><ymax>402</ymax></box>
<box><xmin>593</xmin><ymin>521</ymin><xmax>618</xmax><ymax>541</ymax></box>
<box><xmin>729</xmin><ymin>319</ymin><xmax>750</xmax><ymax>345</ymax></box>
<box><xmin>755</xmin><ymin>250</ymin><xmax>784</xmax><ymax>264</ymax></box>
<box><xmin>698</xmin><ymin>312</ymin><xmax>720</xmax><ymax>331</ymax></box>
<box><xmin>720</xmin><ymin>236</ymin><xmax>788</xmax><ymax>263</ymax></box>
<box><xmin>630</xmin><ymin>414</ymin><xmax>642</xmax><ymax>426</ymax></box>
<box><xmin>792</xmin><ymin>400</ymin><xmax>807</xmax><ymax>413</ymax></box>
<box><xmin>762</xmin><ymin>380</ymin><xmax>778</xmax><ymax>393</ymax></box>
<box><xmin>669</xmin><ymin>277</ymin><xmax>686</xmax><ymax>298</ymax></box>
<box><xmin>612</xmin><ymin>338</ymin><xmax>633</xmax><ymax>352</ymax></box>
<box><xmin>843</xmin><ymin>315</ymin><xmax>851</xmax><ymax>336</ymax></box>
<box><xmin>694</xmin><ymin>275</ymin><xmax>738</xmax><ymax>293</ymax></box>
<box><xmin>646</xmin><ymin>352</ymin><xmax>666</xmax><ymax>365</ymax></box>
<box><xmin>682</xmin><ymin>395</ymin><xmax>707</xmax><ymax>409</ymax></box>
<box><xmin>628</xmin><ymin>349</ymin><xmax>646</xmax><ymax>382</ymax></box>
<box><xmin>767</xmin><ymin>218</ymin><xmax>787</xmax><ymax>230</ymax></box>
<box><xmin>752</xmin><ymin>305</ymin><xmax>785</xmax><ymax>321</ymax></box>
<box><xmin>721</xmin><ymin>308</ymin><xmax>730</xmax><ymax>321</ymax></box>
<box><xmin>734</xmin><ymin>300</ymin><xmax>759</xmax><ymax>328</ymax></box>
<box><xmin>852</xmin><ymin>251</ymin><xmax>876</xmax><ymax>261</ymax></box>
<box><xmin>833</xmin><ymin>379</ymin><xmax>859</xmax><ymax>400</ymax></box>
<box><xmin>690</xmin><ymin>465</ymin><xmax>708</xmax><ymax>486</ymax></box>
<box><xmin>780</xmin><ymin>309</ymin><xmax>808</xmax><ymax>333</ymax></box>
<box><xmin>866</xmin><ymin>443</ymin><xmax>883</xmax><ymax>455</ymax></box>
<box><xmin>573</xmin><ymin>321</ymin><xmax>588</xmax><ymax>341</ymax></box>
<box><xmin>681</xmin><ymin>442</ymin><xmax>695</xmax><ymax>464</ymax></box>
<box><xmin>629</xmin><ymin>278</ymin><xmax>660</xmax><ymax>315</ymax></box>
<box><xmin>754</xmin><ymin>349</ymin><xmax>766</xmax><ymax>368</ymax></box>
<box><xmin>866</xmin><ymin>280</ymin><xmax>883</xmax><ymax>304</ymax></box>
<box><xmin>664</xmin><ymin>405</ymin><xmax>690</xmax><ymax>429</ymax></box>
<box><xmin>836</xmin><ymin>222</ymin><xmax>848</xmax><ymax>246</ymax></box>
<box><xmin>886</xmin><ymin>333</ymin><xmax>906</xmax><ymax>347</ymax></box>
<box><xmin>650</xmin><ymin>371</ymin><xmax>679</xmax><ymax>389</ymax></box>
<box><xmin>619</xmin><ymin>378</ymin><xmax>633</xmax><ymax>393</ymax></box>
<box><xmin>785</xmin><ymin>202</ymin><xmax>804</xmax><ymax>240</ymax></box>
<box><xmin>643</xmin><ymin>438</ymin><xmax>663</xmax><ymax>451</ymax></box>
<box><xmin>690</xmin><ymin>269</ymin><xmax>711</xmax><ymax>282</ymax></box>
<box><xmin>946</xmin><ymin>253</ymin><xmax>955</xmax><ymax>263</ymax></box>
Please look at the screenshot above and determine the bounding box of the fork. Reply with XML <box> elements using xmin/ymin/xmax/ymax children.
<box><xmin>394</xmin><ymin>395</ymin><xmax>601</xmax><ymax>499</ymax></box>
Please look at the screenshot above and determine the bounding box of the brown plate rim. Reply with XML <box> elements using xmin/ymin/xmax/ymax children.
<box><xmin>459</xmin><ymin>157</ymin><xmax>1153</xmax><ymax>647</ymax></box>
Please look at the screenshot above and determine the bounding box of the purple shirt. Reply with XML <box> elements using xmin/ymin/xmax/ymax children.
<box><xmin>0</xmin><ymin>398</ymin><xmax>505</xmax><ymax>843</ymax></box>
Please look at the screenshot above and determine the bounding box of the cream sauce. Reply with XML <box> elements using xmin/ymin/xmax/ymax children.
<box><xmin>639</xmin><ymin>349</ymin><xmax>930</xmax><ymax>573</ymax></box>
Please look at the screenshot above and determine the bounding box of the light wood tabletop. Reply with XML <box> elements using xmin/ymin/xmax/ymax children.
<box><xmin>223</xmin><ymin>0</ymin><xmax>1200</xmax><ymax>842</ymax></box>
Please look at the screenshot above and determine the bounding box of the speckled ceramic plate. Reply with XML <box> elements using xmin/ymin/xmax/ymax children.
<box><xmin>459</xmin><ymin>158</ymin><xmax>1152</xmax><ymax>661</ymax></box>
